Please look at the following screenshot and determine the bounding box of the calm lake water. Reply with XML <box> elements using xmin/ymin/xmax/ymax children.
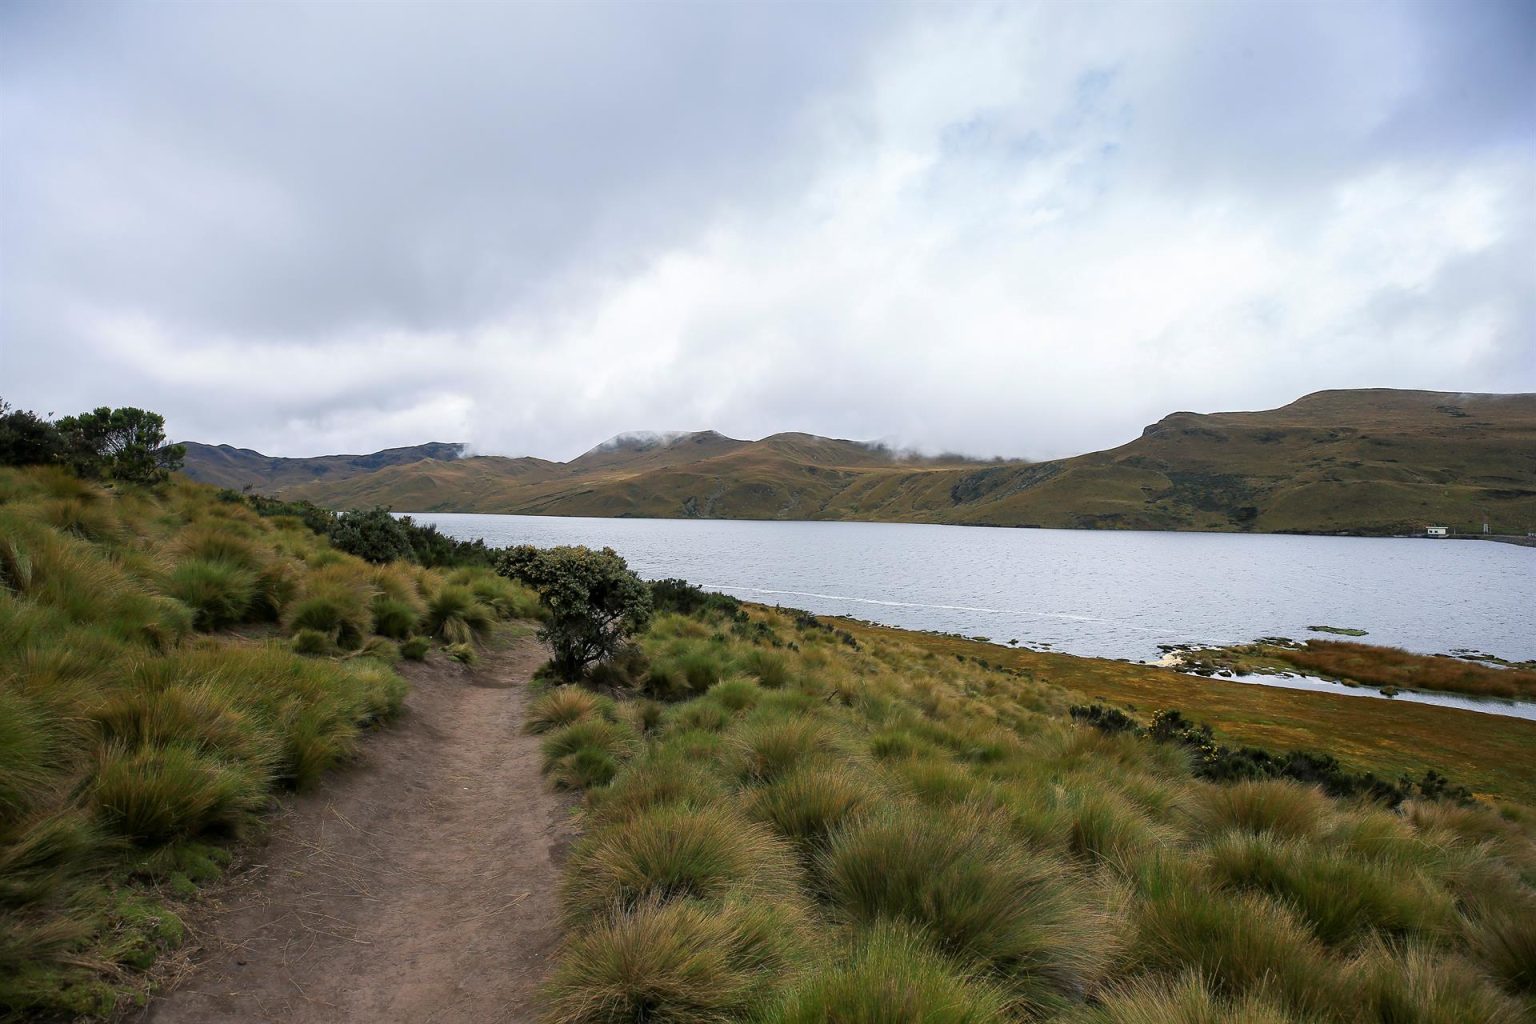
<box><xmin>412</xmin><ymin>514</ymin><xmax>1536</xmax><ymax>666</ymax></box>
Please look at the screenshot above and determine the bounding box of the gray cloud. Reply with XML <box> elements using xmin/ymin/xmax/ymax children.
<box><xmin>2</xmin><ymin>0</ymin><xmax>1532</xmax><ymax>460</ymax></box>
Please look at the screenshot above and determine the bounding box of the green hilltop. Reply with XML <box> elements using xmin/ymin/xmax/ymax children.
<box><xmin>182</xmin><ymin>388</ymin><xmax>1536</xmax><ymax>536</ymax></box>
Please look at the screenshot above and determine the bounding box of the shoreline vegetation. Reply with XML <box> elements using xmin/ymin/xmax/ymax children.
<box><xmin>1171</xmin><ymin>639</ymin><xmax>1536</xmax><ymax>702</ymax></box>
<box><xmin>3</xmin><ymin>414</ymin><xmax>1534</xmax><ymax>1020</ymax></box>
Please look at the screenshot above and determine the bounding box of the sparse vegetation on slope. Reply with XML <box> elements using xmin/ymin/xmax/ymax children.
<box><xmin>531</xmin><ymin>583</ymin><xmax>1536</xmax><ymax>1024</ymax></box>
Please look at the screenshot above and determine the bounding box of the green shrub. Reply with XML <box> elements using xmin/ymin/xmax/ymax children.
<box><xmin>496</xmin><ymin>545</ymin><xmax>652</xmax><ymax>680</ymax></box>
<box><xmin>400</xmin><ymin>636</ymin><xmax>431</xmax><ymax>661</ymax></box>
<box><xmin>326</xmin><ymin>507</ymin><xmax>414</xmax><ymax>564</ymax></box>
<box><xmin>165</xmin><ymin>558</ymin><xmax>256</xmax><ymax>630</ymax></box>
<box><xmin>543</xmin><ymin>897</ymin><xmax>808</xmax><ymax>1024</ymax></box>
<box><xmin>762</xmin><ymin>922</ymin><xmax>1011</xmax><ymax>1024</ymax></box>
<box><xmin>560</xmin><ymin>804</ymin><xmax>800</xmax><ymax>927</ymax></box>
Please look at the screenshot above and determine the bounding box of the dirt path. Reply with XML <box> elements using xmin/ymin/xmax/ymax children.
<box><xmin>143</xmin><ymin>635</ymin><xmax>574</xmax><ymax>1024</ymax></box>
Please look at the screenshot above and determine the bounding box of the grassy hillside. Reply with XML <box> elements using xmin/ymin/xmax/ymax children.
<box><xmin>527</xmin><ymin>596</ymin><xmax>1536</xmax><ymax>1022</ymax></box>
<box><xmin>199</xmin><ymin>389</ymin><xmax>1536</xmax><ymax>535</ymax></box>
<box><xmin>0</xmin><ymin>467</ymin><xmax>538</xmax><ymax>1020</ymax></box>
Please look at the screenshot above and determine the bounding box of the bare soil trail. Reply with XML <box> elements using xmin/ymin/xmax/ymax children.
<box><xmin>143</xmin><ymin>634</ymin><xmax>574</xmax><ymax>1024</ymax></box>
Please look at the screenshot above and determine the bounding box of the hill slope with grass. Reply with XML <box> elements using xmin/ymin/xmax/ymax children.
<box><xmin>0</xmin><ymin>466</ymin><xmax>539</xmax><ymax>1019</ymax></box>
<box><xmin>189</xmin><ymin>389</ymin><xmax>1536</xmax><ymax>535</ymax></box>
<box><xmin>522</xmin><ymin>589</ymin><xmax>1536</xmax><ymax>1023</ymax></box>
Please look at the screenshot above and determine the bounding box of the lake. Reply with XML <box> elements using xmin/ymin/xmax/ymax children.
<box><xmin>409</xmin><ymin>514</ymin><xmax>1536</xmax><ymax>664</ymax></box>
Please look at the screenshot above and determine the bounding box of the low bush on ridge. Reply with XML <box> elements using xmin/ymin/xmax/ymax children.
<box><xmin>533</xmin><ymin>587</ymin><xmax>1536</xmax><ymax>1024</ymax></box>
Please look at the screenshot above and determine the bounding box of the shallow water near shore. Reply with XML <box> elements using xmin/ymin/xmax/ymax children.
<box><xmin>411</xmin><ymin>513</ymin><xmax>1536</xmax><ymax>666</ymax></box>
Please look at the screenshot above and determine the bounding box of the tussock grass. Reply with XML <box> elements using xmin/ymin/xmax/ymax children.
<box><xmin>0</xmin><ymin>467</ymin><xmax>424</xmax><ymax>1016</ymax></box>
<box><xmin>541</xmin><ymin>718</ymin><xmax>638</xmax><ymax>790</ymax></box>
<box><xmin>1203</xmin><ymin>830</ymin><xmax>1454</xmax><ymax>945</ymax></box>
<box><xmin>744</xmin><ymin>765</ymin><xmax>873</xmax><ymax>854</ymax></box>
<box><xmin>543</xmin><ymin>897</ymin><xmax>810</xmax><ymax>1024</ymax></box>
<box><xmin>1192</xmin><ymin>780</ymin><xmax>1330</xmax><ymax>841</ymax></box>
<box><xmin>761</xmin><ymin>922</ymin><xmax>1010</xmax><ymax>1024</ymax></box>
<box><xmin>1348</xmin><ymin>938</ymin><xmax>1528</xmax><ymax>1024</ymax></box>
<box><xmin>165</xmin><ymin>558</ymin><xmax>257</xmax><ymax>630</ymax></box>
<box><xmin>820</xmin><ymin>805</ymin><xmax>1114</xmax><ymax>1013</ymax></box>
<box><xmin>1074</xmin><ymin>972</ymin><xmax>1305</xmax><ymax>1024</ymax></box>
<box><xmin>91</xmin><ymin>742</ymin><xmax>268</xmax><ymax>844</ymax></box>
<box><xmin>526</xmin><ymin>685</ymin><xmax>610</xmax><ymax>735</ymax></box>
<box><xmin>560</xmin><ymin>804</ymin><xmax>800</xmax><ymax>927</ymax></box>
<box><xmin>425</xmin><ymin>583</ymin><xmax>494</xmax><ymax>644</ymax></box>
<box><xmin>1131</xmin><ymin>886</ymin><xmax>1338</xmax><ymax>1015</ymax></box>
<box><xmin>722</xmin><ymin>717</ymin><xmax>842</xmax><ymax>785</ymax></box>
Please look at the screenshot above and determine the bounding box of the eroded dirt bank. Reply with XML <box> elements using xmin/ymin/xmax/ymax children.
<box><xmin>143</xmin><ymin>635</ymin><xmax>572</xmax><ymax>1024</ymax></box>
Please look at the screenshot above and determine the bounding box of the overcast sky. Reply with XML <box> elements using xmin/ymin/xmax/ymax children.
<box><xmin>2</xmin><ymin>0</ymin><xmax>1532</xmax><ymax>460</ymax></box>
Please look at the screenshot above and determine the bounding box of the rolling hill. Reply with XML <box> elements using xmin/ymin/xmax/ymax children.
<box><xmin>179</xmin><ymin>389</ymin><xmax>1536</xmax><ymax>535</ymax></box>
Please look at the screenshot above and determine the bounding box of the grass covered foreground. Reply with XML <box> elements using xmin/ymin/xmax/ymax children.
<box><xmin>0</xmin><ymin>466</ymin><xmax>538</xmax><ymax>1020</ymax></box>
<box><xmin>531</xmin><ymin>599</ymin><xmax>1536</xmax><ymax>1023</ymax></box>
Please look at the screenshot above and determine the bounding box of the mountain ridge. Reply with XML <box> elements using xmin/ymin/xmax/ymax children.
<box><xmin>179</xmin><ymin>389</ymin><xmax>1536</xmax><ymax>535</ymax></box>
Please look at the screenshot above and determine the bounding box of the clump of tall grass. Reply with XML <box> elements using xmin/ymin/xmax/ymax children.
<box><xmin>1348</xmin><ymin>938</ymin><xmax>1527</xmax><ymax>1024</ymax></box>
<box><xmin>526</xmin><ymin>686</ymin><xmax>610</xmax><ymax>735</ymax></box>
<box><xmin>722</xmin><ymin>717</ymin><xmax>842</xmax><ymax>785</ymax></box>
<box><xmin>1131</xmin><ymin>885</ymin><xmax>1338</xmax><ymax>1015</ymax></box>
<box><xmin>1204</xmin><ymin>830</ymin><xmax>1454</xmax><ymax>945</ymax></box>
<box><xmin>284</xmin><ymin>566</ymin><xmax>374</xmax><ymax>650</ymax></box>
<box><xmin>560</xmin><ymin>804</ymin><xmax>801</xmax><ymax>927</ymax></box>
<box><xmin>445</xmin><ymin>567</ymin><xmax>541</xmax><ymax>620</ymax></box>
<box><xmin>542</xmin><ymin>897</ymin><xmax>811</xmax><ymax>1024</ymax></box>
<box><xmin>586</xmin><ymin>752</ymin><xmax>730</xmax><ymax>827</ymax></box>
<box><xmin>540</xmin><ymin>718</ymin><xmax>638</xmax><ymax>790</ymax></box>
<box><xmin>424</xmin><ymin>584</ymin><xmax>494</xmax><ymax>644</ymax></box>
<box><xmin>91</xmin><ymin>742</ymin><xmax>269</xmax><ymax>844</ymax></box>
<box><xmin>165</xmin><ymin>558</ymin><xmax>256</xmax><ymax>630</ymax></box>
<box><xmin>1074</xmin><ymin>972</ymin><xmax>1305</xmax><ymax>1024</ymax></box>
<box><xmin>819</xmin><ymin>805</ymin><xmax>1113</xmax><ymax>1013</ymax></box>
<box><xmin>744</xmin><ymin>765</ymin><xmax>872</xmax><ymax>853</ymax></box>
<box><xmin>1192</xmin><ymin>780</ymin><xmax>1330</xmax><ymax>841</ymax></box>
<box><xmin>762</xmin><ymin>922</ymin><xmax>1011</xmax><ymax>1024</ymax></box>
